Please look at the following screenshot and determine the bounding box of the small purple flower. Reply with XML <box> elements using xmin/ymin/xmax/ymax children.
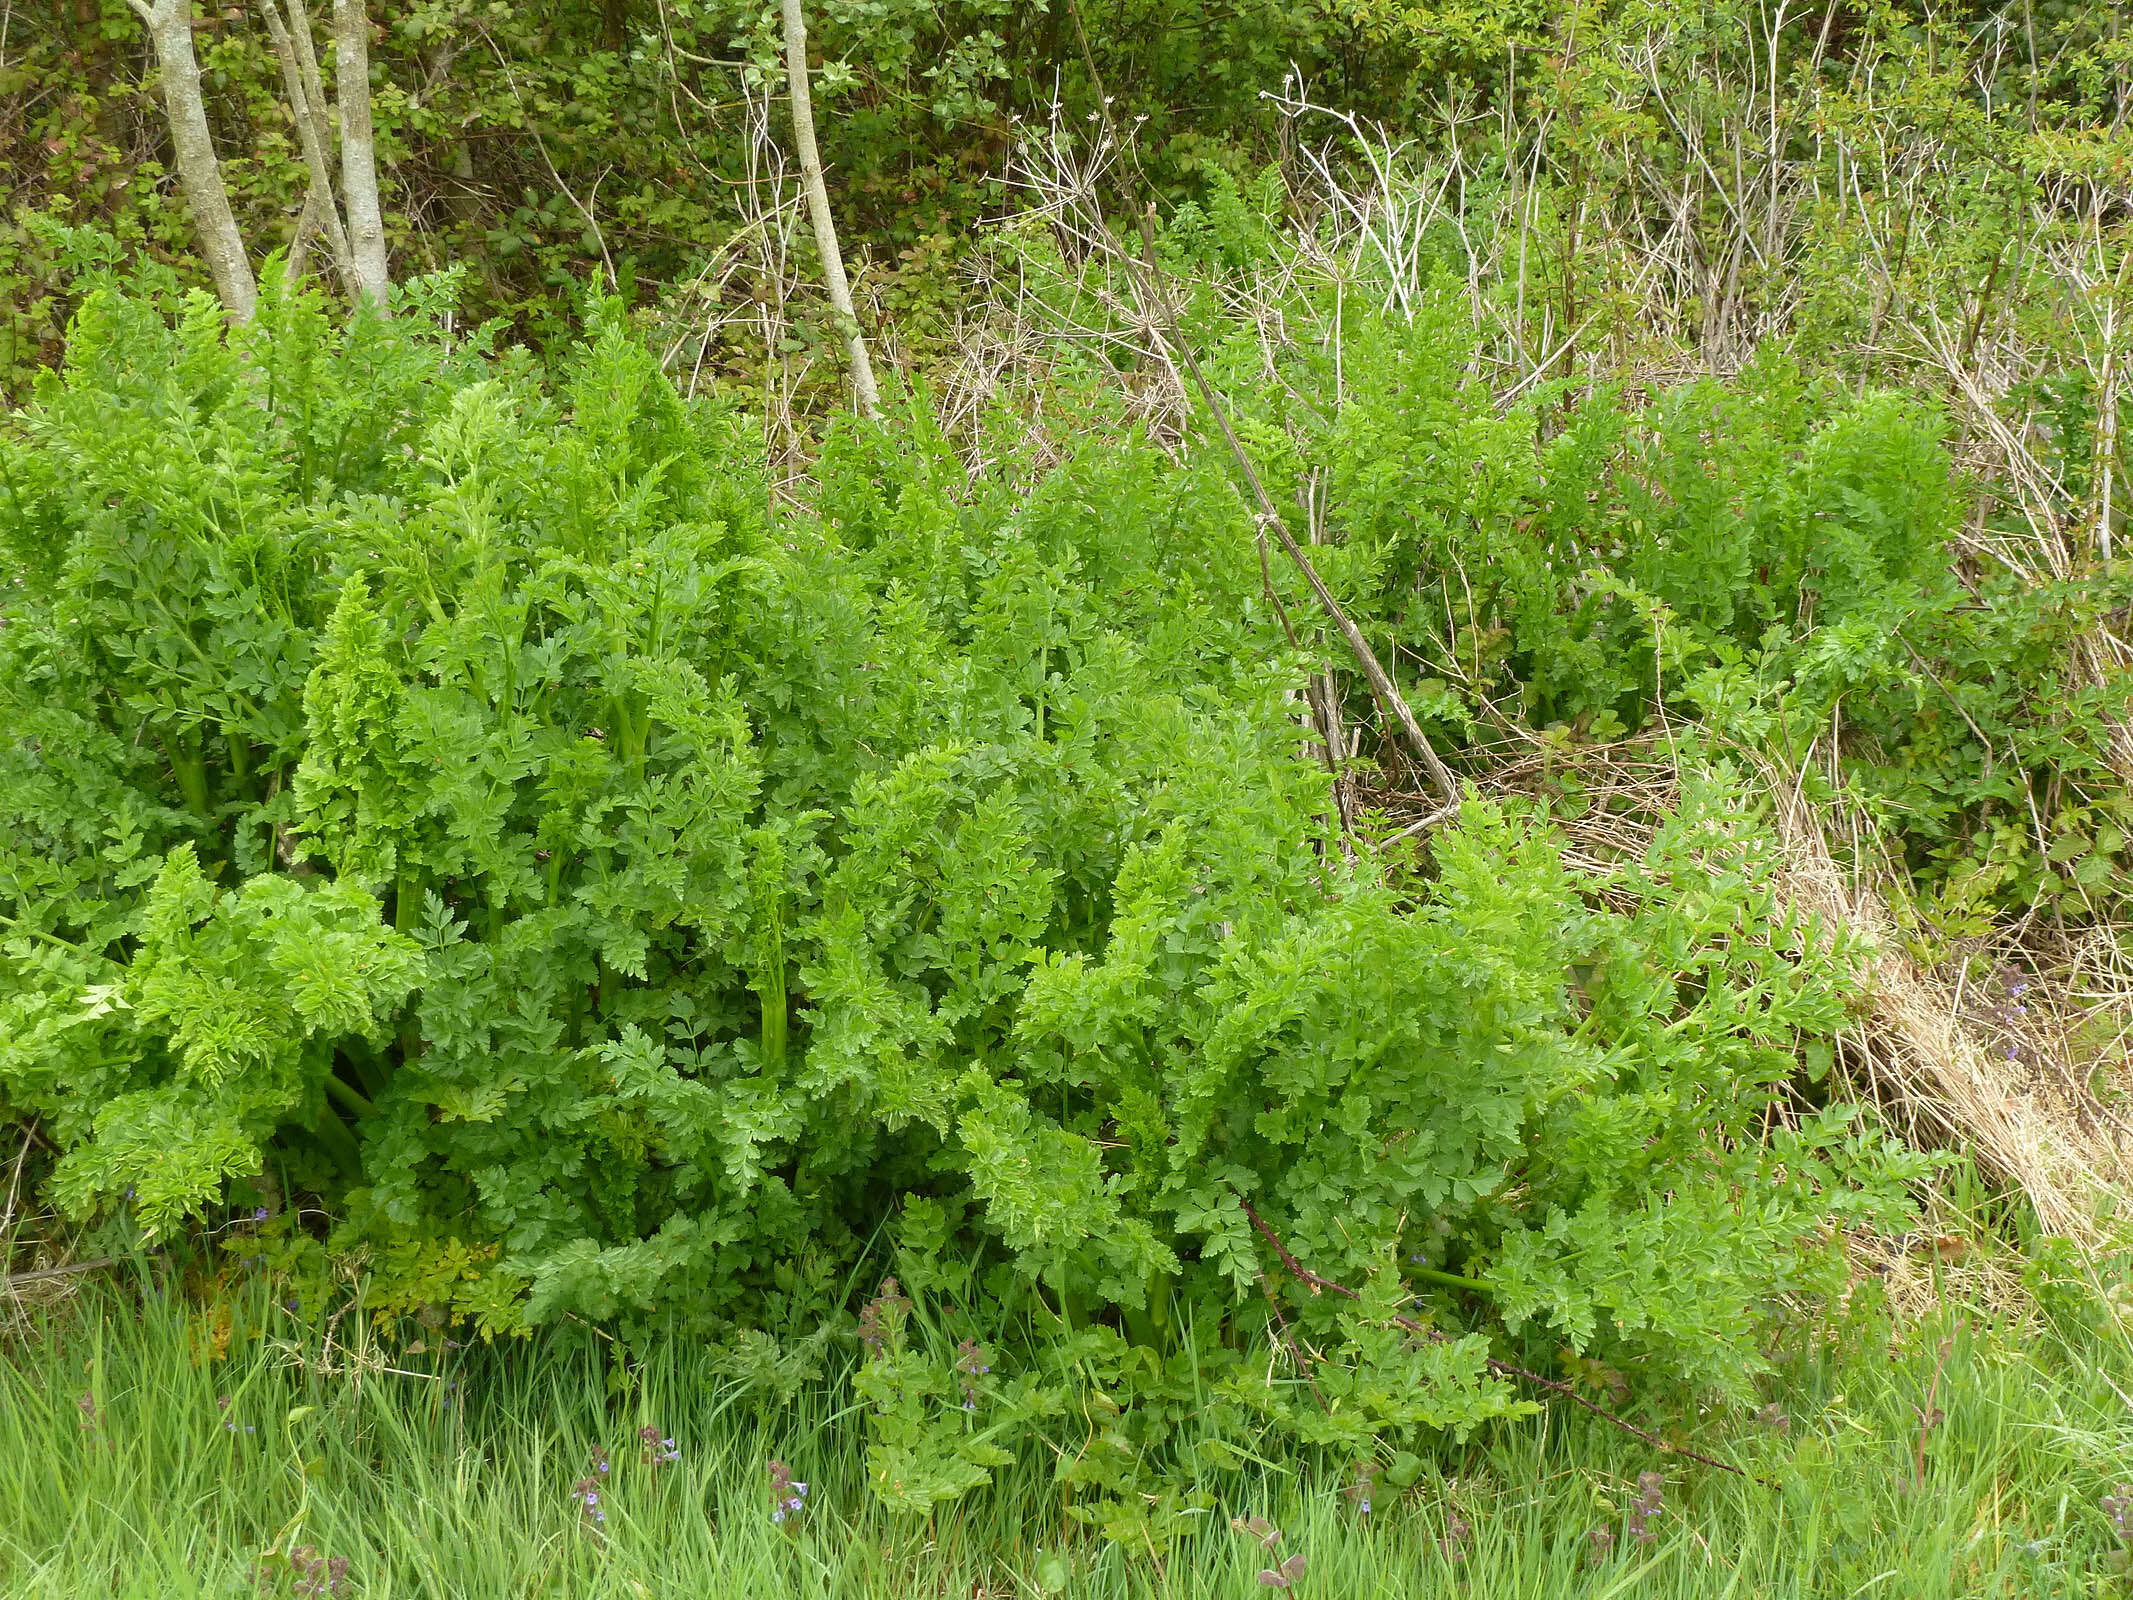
<box><xmin>2104</xmin><ymin>1485</ymin><xmax>2133</xmax><ymax>1543</ymax></box>
<box><xmin>954</xmin><ymin>1339</ymin><xmax>991</xmax><ymax>1411</ymax></box>
<box><xmin>769</xmin><ymin>1458</ymin><xmax>806</xmax><ymax>1529</ymax></box>
<box><xmin>253</xmin><ymin>1207</ymin><xmax>270</xmax><ymax>1222</ymax></box>
<box><xmin>1627</xmin><ymin>1471</ymin><xmax>1666</xmax><ymax>1544</ymax></box>
<box><xmin>638</xmin><ymin>1425</ymin><xmax>679</xmax><ymax>1466</ymax></box>
<box><xmin>571</xmin><ymin>1474</ymin><xmax>607</xmax><ymax>1528</ymax></box>
<box><xmin>287</xmin><ymin>1544</ymin><xmax>350</xmax><ymax>1597</ymax></box>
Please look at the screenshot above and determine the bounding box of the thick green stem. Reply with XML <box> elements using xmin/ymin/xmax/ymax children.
<box><xmin>1411</xmin><ymin>1264</ymin><xmax>1491</xmax><ymax>1296</ymax></box>
<box><xmin>321</xmin><ymin>1072</ymin><xmax>374</xmax><ymax>1120</ymax></box>
<box><xmin>164</xmin><ymin>730</ymin><xmax>211</xmax><ymax>823</ymax></box>
<box><xmin>311</xmin><ymin>1099</ymin><xmax>365</xmax><ymax>1177</ymax></box>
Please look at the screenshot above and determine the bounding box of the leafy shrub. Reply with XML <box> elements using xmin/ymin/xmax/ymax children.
<box><xmin>0</xmin><ymin>273</ymin><xmax>1920</xmax><ymax>1529</ymax></box>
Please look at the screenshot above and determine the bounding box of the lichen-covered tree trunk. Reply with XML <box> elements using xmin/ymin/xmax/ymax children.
<box><xmin>333</xmin><ymin>0</ymin><xmax>391</xmax><ymax>311</ymax></box>
<box><xmin>130</xmin><ymin>0</ymin><xmax>257</xmax><ymax>320</ymax></box>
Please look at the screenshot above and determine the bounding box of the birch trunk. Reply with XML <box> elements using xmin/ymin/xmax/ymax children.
<box><xmin>780</xmin><ymin>0</ymin><xmax>879</xmax><ymax>418</ymax></box>
<box><xmin>129</xmin><ymin>0</ymin><xmax>257</xmax><ymax>319</ymax></box>
<box><xmin>333</xmin><ymin>0</ymin><xmax>391</xmax><ymax>311</ymax></box>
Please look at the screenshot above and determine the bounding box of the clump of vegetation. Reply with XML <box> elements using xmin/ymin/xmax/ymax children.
<box><xmin>0</xmin><ymin>267</ymin><xmax>1938</xmax><ymax>1530</ymax></box>
<box><xmin>4</xmin><ymin>0</ymin><xmax>2131</xmax><ymax>1580</ymax></box>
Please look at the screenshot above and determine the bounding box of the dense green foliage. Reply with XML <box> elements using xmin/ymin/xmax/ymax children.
<box><xmin>0</xmin><ymin>270</ymin><xmax>1939</xmax><ymax>1528</ymax></box>
<box><xmin>6</xmin><ymin>0</ymin><xmax>2132</xmax><ymax>1545</ymax></box>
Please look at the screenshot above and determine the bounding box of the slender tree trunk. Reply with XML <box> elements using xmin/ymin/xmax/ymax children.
<box><xmin>258</xmin><ymin>0</ymin><xmax>356</xmax><ymax>289</ymax></box>
<box><xmin>333</xmin><ymin>0</ymin><xmax>390</xmax><ymax>311</ymax></box>
<box><xmin>129</xmin><ymin>0</ymin><xmax>257</xmax><ymax>319</ymax></box>
<box><xmin>780</xmin><ymin>0</ymin><xmax>880</xmax><ymax>417</ymax></box>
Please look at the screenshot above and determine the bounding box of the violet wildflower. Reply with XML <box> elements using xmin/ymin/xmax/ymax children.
<box><xmin>1440</xmin><ymin>1511</ymin><xmax>1471</xmax><ymax>1563</ymax></box>
<box><xmin>639</xmin><ymin>1425</ymin><xmax>680</xmax><ymax>1466</ymax></box>
<box><xmin>1342</xmin><ymin>1461</ymin><xmax>1378</xmax><ymax>1518</ymax></box>
<box><xmin>856</xmin><ymin>1277</ymin><xmax>911</xmax><ymax>1357</ymax></box>
<box><xmin>253</xmin><ymin>1207</ymin><xmax>270</xmax><ymax>1222</ymax></box>
<box><xmin>1626</xmin><ymin>1472</ymin><xmax>1665</xmax><ymax>1545</ymax></box>
<box><xmin>2104</xmin><ymin>1484</ymin><xmax>2133</xmax><ymax>1543</ymax></box>
<box><xmin>570</xmin><ymin>1475</ymin><xmax>607</xmax><ymax>1528</ymax></box>
<box><xmin>287</xmin><ymin>1544</ymin><xmax>350</xmax><ymax>1597</ymax></box>
<box><xmin>768</xmin><ymin>1458</ymin><xmax>807</xmax><ymax>1528</ymax></box>
<box><xmin>955</xmin><ymin>1338</ymin><xmax>991</xmax><ymax>1413</ymax></box>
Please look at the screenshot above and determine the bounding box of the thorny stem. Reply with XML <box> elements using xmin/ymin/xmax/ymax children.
<box><xmin>1233</xmin><ymin>1193</ymin><xmax>1765</xmax><ymax>1484</ymax></box>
